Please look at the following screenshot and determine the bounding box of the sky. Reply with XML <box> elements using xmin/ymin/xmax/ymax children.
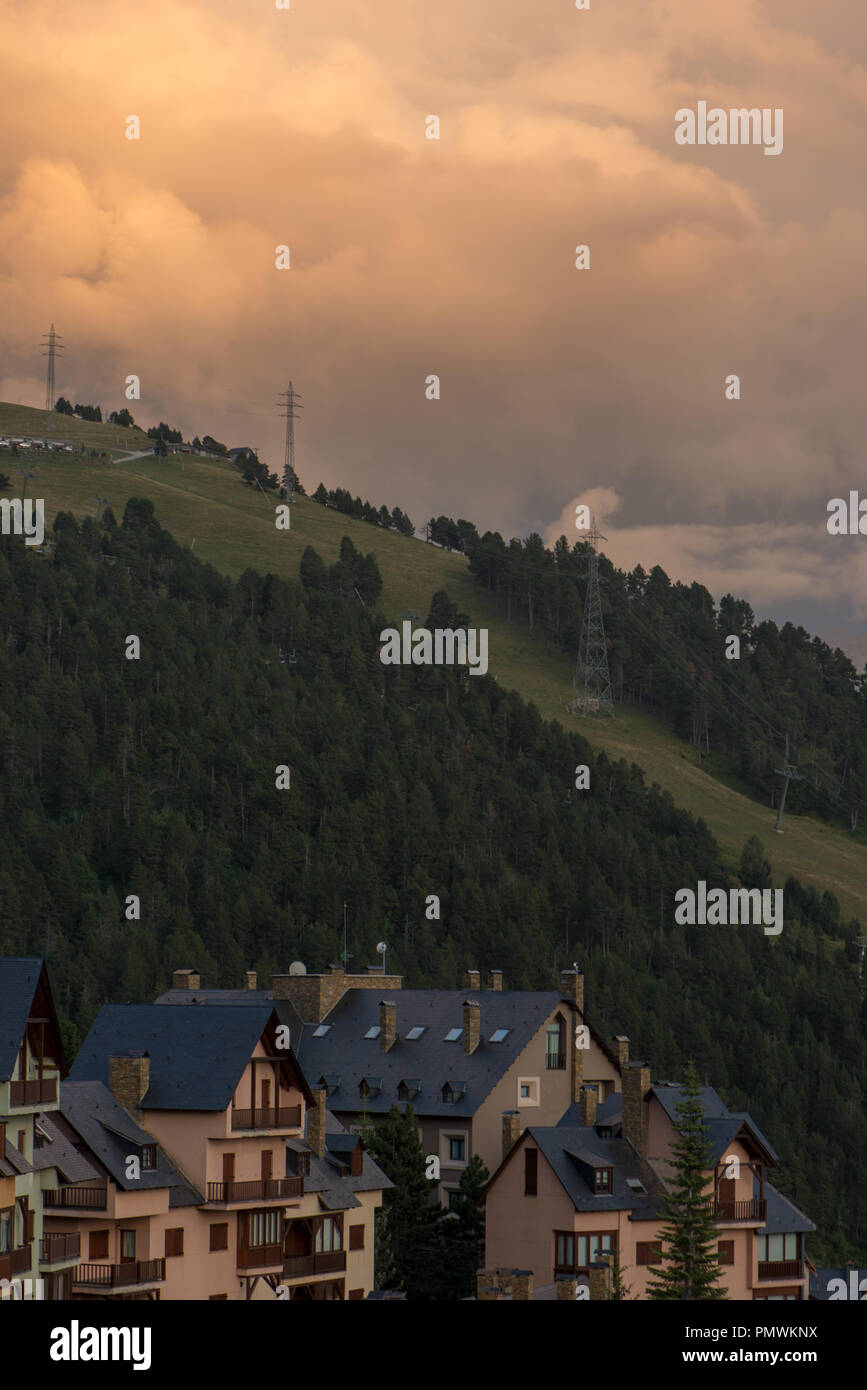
<box><xmin>2</xmin><ymin>0</ymin><xmax>867</xmax><ymax>660</ymax></box>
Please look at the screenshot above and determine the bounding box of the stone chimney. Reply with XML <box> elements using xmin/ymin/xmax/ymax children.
<box><xmin>614</xmin><ymin>1035</ymin><xmax>629</xmax><ymax>1069</ymax></box>
<box><xmin>589</xmin><ymin>1256</ymin><xmax>612</xmax><ymax>1300</ymax></box>
<box><xmin>463</xmin><ymin>969</ymin><xmax>481</xmax><ymax>991</ymax></box>
<box><xmin>556</xmin><ymin>1273</ymin><xmax>578</xmax><ymax>1300</ymax></box>
<box><xmin>244</xmin><ymin>971</ymin><xmax>257</xmax><ymax>991</ymax></box>
<box><xmin>502</xmin><ymin>1110</ymin><xmax>522</xmax><ymax>1161</ymax></box>
<box><xmin>486</xmin><ymin>969</ymin><xmax>503</xmax><ymax>992</ymax></box>
<box><xmin>463</xmin><ymin>1000</ymin><xmax>481</xmax><ymax>1054</ymax></box>
<box><xmin>622</xmin><ymin>1062</ymin><xmax>651</xmax><ymax>1157</ymax></box>
<box><xmin>511</xmin><ymin>1269</ymin><xmax>533</xmax><ymax>1300</ymax></box>
<box><xmin>579</xmin><ymin>1084</ymin><xmax>598</xmax><ymax>1128</ymax></box>
<box><xmin>379</xmin><ymin>1000</ymin><xmax>397</xmax><ymax>1052</ymax></box>
<box><xmin>172</xmin><ymin>968</ymin><xmax>200</xmax><ymax>990</ymax></box>
<box><xmin>560</xmin><ymin>967</ymin><xmax>584</xmax><ymax>1014</ymax></box>
<box><xmin>108</xmin><ymin>1053</ymin><xmax>150</xmax><ymax>1118</ymax></box>
<box><xmin>307</xmin><ymin>1086</ymin><xmax>327</xmax><ymax>1159</ymax></box>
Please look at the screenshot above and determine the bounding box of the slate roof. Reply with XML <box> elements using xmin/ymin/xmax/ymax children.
<box><xmin>759</xmin><ymin>1182</ymin><xmax>815</xmax><ymax>1236</ymax></box>
<box><xmin>0</xmin><ymin>1137</ymin><xmax>32</xmax><ymax>1179</ymax></box>
<box><xmin>57</xmin><ymin>1080</ymin><xmax>202</xmax><ymax>1204</ymax></box>
<box><xmin>651</xmin><ymin>1083</ymin><xmax>778</xmax><ymax>1162</ymax></box>
<box><xmin>558</xmin><ymin>1093</ymin><xmax>621</xmax><ymax>1130</ymax></box>
<box><xmin>0</xmin><ymin>958</ymin><xmax>45</xmax><ymax>1079</ymax></box>
<box><xmin>294</xmin><ymin>989</ymin><xmax>575</xmax><ymax>1117</ymax></box>
<box><xmin>298</xmin><ymin>1110</ymin><xmax>393</xmax><ymax>1211</ymax></box>
<box><xmin>154</xmin><ymin>988</ymin><xmax>307</xmax><ymax>1050</ymax></box>
<box><xmin>33</xmin><ymin>1112</ymin><xmax>102</xmax><ymax>1184</ymax></box>
<box><xmin>528</xmin><ymin>1125</ymin><xmax>667</xmax><ymax>1219</ymax></box>
<box><xmin>69</xmin><ymin>1003</ymin><xmax>286</xmax><ymax>1111</ymax></box>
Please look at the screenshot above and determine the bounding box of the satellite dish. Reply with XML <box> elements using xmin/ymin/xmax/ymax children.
<box><xmin>376</xmin><ymin>942</ymin><xmax>387</xmax><ymax>955</ymax></box>
<box><xmin>288</xmin><ymin>961</ymin><xmax>307</xmax><ymax>976</ymax></box>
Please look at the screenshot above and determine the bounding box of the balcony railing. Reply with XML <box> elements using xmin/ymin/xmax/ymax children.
<box><xmin>713</xmin><ymin>1198</ymin><xmax>766</xmax><ymax>1222</ymax></box>
<box><xmin>40</xmin><ymin>1232</ymin><xmax>81</xmax><ymax>1263</ymax></box>
<box><xmin>237</xmin><ymin>1244</ymin><xmax>283</xmax><ymax>1270</ymax></box>
<box><xmin>231</xmin><ymin>1105</ymin><xmax>302</xmax><ymax>1131</ymax></box>
<box><xmin>757</xmin><ymin>1259</ymin><xmax>801</xmax><ymax>1281</ymax></box>
<box><xmin>0</xmin><ymin>1247</ymin><xmax>32</xmax><ymax>1280</ymax></box>
<box><xmin>74</xmin><ymin>1259</ymin><xmax>166</xmax><ymax>1289</ymax></box>
<box><xmin>283</xmin><ymin>1251</ymin><xmax>346</xmax><ymax>1278</ymax></box>
<box><xmin>545</xmin><ymin>1054</ymin><xmax>566</xmax><ymax>1070</ymax></box>
<box><xmin>44</xmin><ymin>1186</ymin><xmax>108</xmax><ymax>1210</ymax></box>
<box><xmin>206</xmin><ymin>1177</ymin><xmax>303</xmax><ymax>1204</ymax></box>
<box><xmin>10</xmin><ymin>1077</ymin><xmax>57</xmax><ymax>1106</ymax></box>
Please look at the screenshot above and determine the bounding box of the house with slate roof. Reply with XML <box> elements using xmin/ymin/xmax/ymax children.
<box><xmin>69</xmin><ymin>994</ymin><xmax>389</xmax><ymax>1299</ymax></box>
<box><xmin>0</xmin><ymin>958</ymin><xmax>81</xmax><ymax>1298</ymax></box>
<box><xmin>482</xmin><ymin>1062</ymin><xmax>815</xmax><ymax>1300</ymax></box>
<box><xmin>154</xmin><ymin>963</ymin><xmax>622</xmax><ymax>1209</ymax></box>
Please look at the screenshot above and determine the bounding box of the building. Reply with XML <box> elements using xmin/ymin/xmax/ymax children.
<box><xmin>0</xmin><ymin>959</ymin><xmax>81</xmax><ymax>1299</ymax></box>
<box><xmin>68</xmin><ymin>994</ymin><xmax>389</xmax><ymax>1299</ymax></box>
<box><xmin>154</xmin><ymin>964</ymin><xmax>621</xmax><ymax>1207</ymax></box>
<box><xmin>482</xmin><ymin>1063</ymin><xmax>815</xmax><ymax>1300</ymax></box>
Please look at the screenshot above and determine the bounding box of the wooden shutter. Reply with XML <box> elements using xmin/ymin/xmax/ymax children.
<box><xmin>349</xmin><ymin>1224</ymin><xmax>364</xmax><ymax>1251</ymax></box>
<box><xmin>524</xmin><ymin>1147</ymin><xmax>538</xmax><ymax>1195</ymax></box>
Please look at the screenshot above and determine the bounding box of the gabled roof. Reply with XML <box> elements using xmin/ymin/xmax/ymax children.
<box><xmin>485</xmin><ymin>1124</ymin><xmax>666</xmax><ymax>1219</ymax></box>
<box><xmin>759</xmin><ymin>1182</ymin><xmax>815</xmax><ymax>1236</ymax></box>
<box><xmin>558</xmin><ymin>1093</ymin><xmax>621</xmax><ymax>1130</ymax></box>
<box><xmin>57</xmin><ymin>1080</ymin><xmax>202</xmax><ymax>1202</ymax></box>
<box><xmin>32</xmin><ymin>1112</ymin><xmax>102</xmax><ymax>1184</ymax></box>
<box><xmin>0</xmin><ymin>958</ymin><xmax>65</xmax><ymax>1080</ymax></box>
<box><xmin>651</xmin><ymin>1083</ymin><xmax>778</xmax><ymax>1163</ymax></box>
<box><xmin>153</xmin><ymin>988</ymin><xmax>307</xmax><ymax>1050</ymax></box>
<box><xmin>293</xmin><ymin>989</ymin><xmax>576</xmax><ymax>1117</ymax></box>
<box><xmin>69</xmin><ymin>1004</ymin><xmax>312</xmax><ymax>1111</ymax></box>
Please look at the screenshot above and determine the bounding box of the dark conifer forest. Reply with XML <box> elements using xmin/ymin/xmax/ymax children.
<box><xmin>0</xmin><ymin>500</ymin><xmax>864</xmax><ymax>1263</ymax></box>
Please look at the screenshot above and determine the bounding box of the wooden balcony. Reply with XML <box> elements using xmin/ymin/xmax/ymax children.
<box><xmin>74</xmin><ymin>1259</ymin><xmax>165</xmax><ymax>1289</ymax></box>
<box><xmin>712</xmin><ymin>1198</ymin><xmax>766</xmax><ymax>1222</ymax></box>
<box><xmin>40</xmin><ymin>1232</ymin><xmax>81</xmax><ymax>1263</ymax></box>
<box><xmin>10</xmin><ymin>1077</ymin><xmax>57</xmax><ymax>1106</ymax></box>
<box><xmin>757</xmin><ymin>1259</ymin><xmax>801</xmax><ymax>1281</ymax></box>
<box><xmin>206</xmin><ymin>1177</ymin><xmax>303</xmax><ymax>1205</ymax></box>
<box><xmin>282</xmin><ymin>1251</ymin><xmax>346</xmax><ymax>1278</ymax></box>
<box><xmin>237</xmin><ymin>1244</ymin><xmax>283</xmax><ymax>1271</ymax></box>
<box><xmin>0</xmin><ymin>1247</ymin><xmax>32</xmax><ymax>1280</ymax></box>
<box><xmin>231</xmin><ymin>1105</ymin><xmax>302</xmax><ymax>1131</ymax></box>
<box><xmin>44</xmin><ymin>1185</ymin><xmax>108</xmax><ymax>1211</ymax></box>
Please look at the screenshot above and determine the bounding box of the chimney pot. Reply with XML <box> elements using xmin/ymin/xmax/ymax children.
<box><xmin>244</xmin><ymin>971</ymin><xmax>257</xmax><ymax>991</ymax></box>
<box><xmin>463</xmin><ymin>969</ymin><xmax>481</xmax><ymax>990</ymax></box>
<box><xmin>172</xmin><ymin>968</ymin><xmax>200</xmax><ymax>990</ymax></box>
<box><xmin>614</xmin><ymin>1035</ymin><xmax>629</xmax><ymax>1069</ymax></box>
<box><xmin>560</xmin><ymin>968</ymin><xmax>584</xmax><ymax>1014</ymax></box>
<box><xmin>463</xmin><ymin>1000</ymin><xmax>481</xmax><ymax>1054</ymax></box>
<box><xmin>486</xmin><ymin>969</ymin><xmax>503</xmax><ymax>992</ymax></box>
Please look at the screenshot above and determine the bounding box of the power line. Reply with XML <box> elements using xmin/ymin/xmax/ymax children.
<box><xmin>40</xmin><ymin>324</ymin><xmax>64</xmax><ymax>427</ymax></box>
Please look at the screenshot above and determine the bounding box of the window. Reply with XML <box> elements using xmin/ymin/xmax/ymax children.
<box><xmin>141</xmin><ymin>1144</ymin><xmax>156</xmax><ymax>1171</ymax></box>
<box><xmin>315</xmin><ymin>1216</ymin><xmax>343</xmax><ymax>1253</ymax></box>
<box><xmin>718</xmin><ymin>1240</ymin><xmax>735</xmax><ymax>1266</ymax></box>
<box><xmin>364</xmin><ymin>1026</ymin><xmax>380</xmax><ymax>1039</ymax></box>
<box><xmin>546</xmin><ymin>1020</ymin><xmax>565</xmax><ymax>1070</ymax></box>
<box><xmin>120</xmin><ymin>1229</ymin><xmax>136</xmax><ymax>1261</ymax></box>
<box><xmin>360</xmin><ymin>1077</ymin><xmax>382</xmax><ymax>1098</ymax></box>
<box><xmin>525</xmin><ymin>1148</ymin><xmax>538</xmax><ymax>1196</ymax></box>
<box><xmin>447</xmin><ymin>1190</ymin><xmax>463</xmax><ymax>1212</ymax></box>
<box><xmin>209</xmin><ymin>1293</ymin><xmax>228</xmax><ymax>1300</ymax></box>
<box><xmin>17</xmin><ymin>1131</ymin><xmax>25</xmax><ymax>1154</ymax></box>
<box><xmin>312</xmin><ymin>1024</ymin><xmax>330</xmax><ymax>1037</ymax></box>
<box><xmin>594</xmin><ymin>1167</ymin><xmax>612</xmax><ymax>1193</ymax></box>
<box><xmin>349</xmin><ymin>1225</ymin><xmax>364</xmax><ymax>1251</ymax></box>
<box><xmin>246</xmin><ymin>1210</ymin><xmax>281</xmax><ymax>1247</ymax></box>
<box><xmin>575</xmin><ymin>1232</ymin><xmax>615</xmax><ymax>1265</ymax></box>
<box><xmin>636</xmin><ymin>1241</ymin><xmax>662</xmax><ymax>1266</ymax></box>
<box><xmin>489</xmin><ymin>1028</ymin><xmax>510</xmax><ymax>1043</ymax></box>
<box><xmin>444</xmin><ymin>1028</ymin><xmax>463</xmax><ymax>1042</ymax></box>
<box><xmin>0</xmin><ymin>1208</ymin><xmax>12</xmax><ymax>1254</ymax></box>
<box><xmin>210</xmin><ymin>1223</ymin><xmax>228</xmax><ymax>1252</ymax></box>
<box><xmin>449</xmin><ymin>1137</ymin><xmax>466</xmax><ymax>1162</ymax></box>
<box><xmin>442</xmin><ymin>1081</ymin><xmax>466</xmax><ymax>1104</ymax></box>
<box><xmin>518</xmin><ymin>1077</ymin><xmax>539</xmax><ymax>1107</ymax></box>
<box><xmin>405</xmin><ymin>1027</ymin><xmax>426</xmax><ymax>1040</ymax></box>
<box><xmin>555</xmin><ymin>1231</ymin><xmax>575</xmax><ymax>1268</ymax></box>
<box><xmin>261</xmin><ymin>1079</ymin><xmax>271</xmax><ymax>1107</ymax></box>
<box><xmin>89</xmin><ymin>1230</ymin><xmax>109</xmax><ymax>1260</ymax></box>
<box><xmin>165</xmin><ymin>1228</ymin><xmax>184</xmax><ymax>1258</ymax></box>
<box><xmin>757</xmin><ymin>1233</ymin><xmax>798</xmax><ymax>1263</ymax></box>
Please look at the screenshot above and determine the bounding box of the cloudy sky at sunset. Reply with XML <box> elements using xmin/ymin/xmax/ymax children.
<box><xmin>3</xmin><ymin>0</ymin><xmax>867</xmax><ymax>656</ymax></box>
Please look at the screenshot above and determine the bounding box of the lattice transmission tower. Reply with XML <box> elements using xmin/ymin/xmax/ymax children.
<box><xmin>568</xmin><ymin>516</ymin><xmax>614</xmax><ymax>717</ymax></box>
<box><xmin>41</xmin><ymin>323</ymin><xmax>64</xmax><ymax>428</ymax></box>
<box><xmin>277</xmin><ymin>381</ymin><xmax>303</xmax><ymax>499</ymax></box>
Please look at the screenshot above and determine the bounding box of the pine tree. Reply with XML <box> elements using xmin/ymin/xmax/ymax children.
<box><xmin>362</xmin><ymin>1103</ymin><xmax>441</xmax><ymax>1299</ymax></box>
<box><xmin>647</xmin><ymin>1060</ymin><xmax>728</xmax><ymax>1300</ymax></box>
<box><xmin>439</xmin><ymin>1154</ymin><xmax>489</xmax><ymax>1298</ymax></box>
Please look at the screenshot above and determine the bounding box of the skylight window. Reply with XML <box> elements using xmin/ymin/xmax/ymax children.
<box><xmin>312</xmin><ymin>1024</ymin><xmax>331</xmax><ymax>1037</ymax></box>
<box><xmin>405</xmin><ymin>1026</ymin><xmax>426</xmax><ymax>1040</ymax></box>
<box><xmin>444</xmin><ymin>1028</ymin><xmax>463</xmax><ymax>1042</ymax></box>
<box><xmin>364</xmin><ymin>1026</ymin><xmax>381</xmax><ymax>1039</ymax></box>
<box><xmin>489</xmin><ymin>1028</ymin><xmax>510</xmax><ymax>1043</ymax></box>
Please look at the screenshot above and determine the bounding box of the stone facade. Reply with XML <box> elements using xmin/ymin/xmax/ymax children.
<box><xmin>622</xmin><ymin>1062</ymin><xmax>651</xmax><ymax>1156</ymax></box>
<box><xmin>463</xmin><ymin>1000</ymin><xmax>481</xmax><ymax>1054</ymax></box>
<box><xmin>107</xmin><ymin>1054</ymin><xmax>150</xmax><ymax>1117</ymax></box>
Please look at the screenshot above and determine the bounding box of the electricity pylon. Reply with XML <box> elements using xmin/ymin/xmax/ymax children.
<box><xmin>569</xmin><ymin>516</ymin><xmax>614</xmax><ymax>716</ymax></box>
<box><xmin>41</xmin><ymin>324</ymin><xmax>64</xmax><ymax>428</ymax></box>
<box><xmin>277</xmin><ymin>381</ymin><xmax>303</xmax><ymax>499</ymax></box>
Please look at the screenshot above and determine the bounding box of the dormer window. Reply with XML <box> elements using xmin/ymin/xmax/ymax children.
<box><xmin>398</xmin><ymin>1079</ymin><xmax>421</xmax><ymax>1101</ymax></box>
<box><xmin>442</xmin><ymin>1081</ymin><xmax>467</xmax><ymax>1105</ymax></box>
<box><xmin>142</xmin><ymin>1145</ymin><xmax>156</xmax><ymax>1171</ymax></box>
<box><xmin>319</xmin><ymin>1074</ymin><xmax>341</xmax><ymax>1097</ymax></box>
<box><xmin>360</xmin><ymin>1077</ymin><xmax>383</xmax><ymax>1099</ymax></box>
<box><xmin>594</xmin><ymin>1167</ymin><xmax>612</xmax><ymax>1193</ymax></box>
